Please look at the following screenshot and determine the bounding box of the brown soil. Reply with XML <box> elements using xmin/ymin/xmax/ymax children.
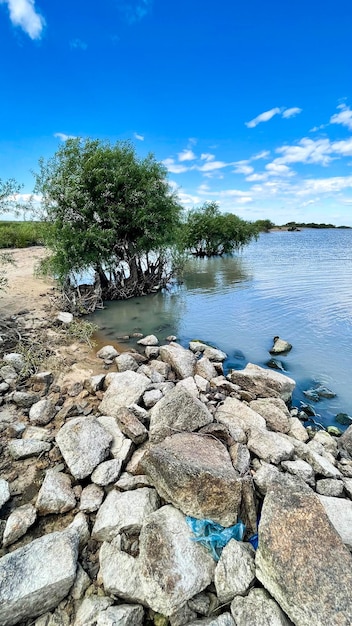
<box><xmin>0</xmin><ymin>246</ymin><xmax>54</xmax><ymax>316</ymax></box>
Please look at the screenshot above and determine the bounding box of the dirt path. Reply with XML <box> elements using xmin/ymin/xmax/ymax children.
<box><xmin>0</xmin><ymin>247</ymin><xmax>55</xmax><ymax>316</ymax></box>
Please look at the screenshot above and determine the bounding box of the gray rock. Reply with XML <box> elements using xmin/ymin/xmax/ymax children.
<box><xmin>339</xmin><ymin>424</ymin><xmax>352</xmax><ymax>457</ymax></box>
<box><xmin>287</xmin><ymin>416</ymin><xmax>309</xmax><ymax>442</ymax></box>
<box><xmin>253</xmin><ymin>462</ymin><xmax>286</xmax><ymax>495</ymax></box>
<box><xmin>229</xmin><ymin>442</ymin><xmax>251</xmax><ymax>475</ymax></box>
<box><xmin>115</xmin><ymin>471</ymin><xmax>152</xmax><ymax>490</ymax></box>
<box><xmin>0</xmin><ymin>478</ymin><xmax>10</xmax><ymax>510</ymax></box>
<box><xmin>23</xmin><ymin>426</ymin><xmax>52</xmax><ymax>441</ymax></box>
<box><xmin>3</xmin><ymin>352</ymin><xmax>25</xmax><ymax>372</ymax></box>
<box><xmin>115</xmin><ymin>353</ymin><xmax>139</xmax><ymax>372</ymax></box>
<box><xmin>177</xmin><ymin>375</ymin><xmax>199</xmax><ymax>397</ymax></box>
<box><xmin>12</xmin><ymin>391</ymin><xmax>40</xmax><ymax>408</ymax></box>
<box><xmin>57</xmin><ymin>311</ymin><xmax>73</xmax><ymax>324</ymax></box>
<box><xmin>91</xmin><ymin>459</ymin><xmax>123</xmax><ymax>486</ymax></box>
<box><xmin>36</xmin><ymin>470</ymin><xmax>76</xmax><ymax>515</ymax></box>
<box><xmin>56</xmin><ymin>416</ymin><xmax>112</xmax><ymax>479</ymax></box>
<box><xmin>145</xmin><ymin>346</ymin><xmax>160</xmax><ymax>359</ymax></box>
<box><xmin>316</xmin><ymin>478</ymin><xmax>344</xmax><ymax>497</ymax></box>
<box><xmin>343</xmin><ymin>477</ymin><xmax>352</xmax><ymax>498</ymax></box>
<box><xmin>92</xmin><ymin>487</ymin><xmax>160</xmax><ymax>541</ymax></box>
<box><xmin>216</xmin><ymin>396</ymin><xmax>266</xmax><ymax>437</ymax></box>
<box><xmin>304</xmin><ymin>448</ymin><xmax>342</xmax><ymax>479</ymax></box>
<box><xmin>318</xmin><ymin>494</ymin><xmax>352</xmax><ymax>549</ymax></box>
<box><xmin>115</xmin><ymin>406</ymin><xmax>148</xmax><ymax>444</ymax></box>
<box><xmin>96</xmin><ymin>604</ymin><xmax>144</xmax><ymax>626</ymax></box>
<box><xmin>141</xmin><ymin>432</ymin><xmax>242</xmax><ymax>526</ymax></box>
<box><xmin>0</xmin><ymin>365</ymin><xmax>18</xmax><ymax>383</ymax></box>
<box><xmin>215</xmin><ymin>540</ymin><xmax>255</xmax><ymax>603</ymax></box>
<box><xmin>99</xmin><ymin>371</ymin><xmax>150</xmax><ymax>417</ymax></box>
<box><xmin>195</xmin><ymin>374</ymin><xmax>210</xmax><ymax>393</ymax></box>
<box><xmin>97</xmin><ymin>415</ymin><xmax>133</xmax><ymax>461</ymax></box>
<box><xmin>149</xmin><ymin>385</ymin><xmax>213</xmax><ymax>443</ymax></box>
<box><xmin>70</xmin><ymin>563</ymin><xmax>91</xmax><ymax>600</ymax></box>
<box><xmin>137</xmin><ymin>334</ymin><xmax>159</xmax><ymax>346</ymax></box>
<box><xmin>96</xmin><ymin>345</ymin><xmax>119</xmax><ymax>360</ymax></box>
<box><xmin>0</xmin><ymin>526</ymin><xmax>79</xmax><ymax>626</ymax></box>
<box><xmin>73</xmin><ymin>595</ymin><xmax>113</xmax><ymax>626</ymax></box>
<box><xmin>79</xmin><ymin>483</ymin><xmax>105</xmax><ymax>513</ymax></box>
<box><xmin>249</xmin><ymin>398</ymin><xmax>290</xmax><ymax>433</ymax></box>
<box><xmin>188</xmin><ymin>592</ymin><xmax>217</xmax><ymax>616</ymax></box>
<box><xmin>313</xmin><ymin>429</ymin><xmax>338</xmax><ymax>457</ymax></box>
<box><xmin>29</xmin><ymin>399</ymin><xmax>57</xmax><ymax>426</ymax></box>
<box><xmin>231</xmin><ymin>588</ymin><xmax>292</xmax><ymax>625</ymax></box>
<box><xmin>139</xmin><ymin>505</ymin><xmax>215</xmax><ymax>616</ymax></box>
<box><xmin>8</xmin><ymin>439</ymin><xmax>51</xmax><ymax>460</ymax></box>
<box><xmin>2</xmin><ymin>503</ymin><xmax>37</xmax><ymax>547</ymax></box>
<box><xmin>248</xmin><ymin>428</ymin><xmax>294</xmax><ymax>464</ymax></box>
<box><xmin>256</xmin><ymin>475</ymin><xmax>352</xmax><ymax>626</ymax></box>
<box><xmin>188</xmin><ymin>615</ymin><xmax>235</xmax><ymax>626</ymax></box>
<box><xmin>269</xmin><ymin>337</ymin><xmax>292</xmax><ymax>354</ymax></box>
<box><xmin>229</xmin><ymin>363</ymin><xmax>295</xmax><ymax>403</ymax></box>
<box><xmin>84</xmin><ymin>374</ymin><xmax>105</xmax><ymax>394</ymax></box>
<box><xmin>281</xmin><ymin>459</ymin><xmax>315</xmax><ymax>487</ymax></box>
<box><xmin>196</xmin><ymin>357</ymin><xmax>218</xmax><ymax>381</ymax></box>
<box><xmin>143</xmin><ymin>388</ymin><xmax>163</xmax><ymax>407</ymax></box>
<box><xmin>99</xmin><ymin>536</ymin><xmax>147</xmax><ymax>604</ymax></box>
<box><xmin>189</xmin><ymin>341</ymin><xmax>227</xmax><ymax>362</ymax></box>
<box><xmin>159</xmin><ymin>342</ymin><xmax>196</xmax><ymax>379</ymax></box>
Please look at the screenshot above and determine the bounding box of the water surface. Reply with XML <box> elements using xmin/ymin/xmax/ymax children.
<box><xmin>91</xmin><ymin>229</ymin><xmax>352</xmax><ymax>428</ymax></box>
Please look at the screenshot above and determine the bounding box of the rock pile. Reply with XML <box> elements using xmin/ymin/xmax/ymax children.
<box><xmin>1</xmin><ymin>334</ymin><xmax>352</xmax><ymax>626</ymax></box>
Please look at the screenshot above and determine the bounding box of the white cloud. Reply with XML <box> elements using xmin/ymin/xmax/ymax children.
<box><xmin>1</xmin><ymin>0</ymin><xmax>45</xmax><ymax>39</ymax></box>
<box><xmin>332</xmin><ymin>138</ymin><xmax>352</xmax><ymax>156</ymax></box>
<box><xmin>274</xmin><ymin>138</ymin><xmax>333</xmax><ymax>166</ymax></box>
<box><xmin>200</xmin><ymin>153</ymin><xmax>215</xmax><ymax>161</ymax></box>
<box><xmin>296</xmin><ymin>176</ymin><xmax>352</xmax><ymax>196</ymax></box>
<box><xmin>265</xmin><ymin>163</ymin><xmax>294</xmax><ymax>177</ymax></box>
<box><xmin>233</xmin><ymin>161</ymin><xmax>254</xmax><ymax>175</ymax></box>
<box><xmin>330</xmin><ymin>104</ymin><xmax>352</xmax><ymax>131</ymax></box>
<box><xmin>282</xmin><ymin>107</ymin><xmax>302</xmax><ymax>119</ymax></box>
<box><xmin>162</xmin><ymin>158</ymin><xmax>189</xmax><ymax>174</ymax></box>
<box><xmin>196</xmin><ymin>160</ymin><xmax>230</xmax><ymax>172</ymax></box>
<box><xmin>245</xmin><ymin>107</ymin><xmax>282</xmax><ymax>128</ymax></box>
<box><xmin>252</xmin><ymin>150</ymin><xmax>270</xmax><ymax>160</ymax></box>
<box><xmin>178</xmin><ymin>149</ymin><xmax>196</xmax><ymax>162</ymax></box>
<box><xmin>54</xmin><ymin>132</ymin><xmax>76</xmax><ymax>142</ymax></box>
<box><xmin>134</xmin><ymin>132</ymin><xmax>144</xmax><ymax>141</ymax></box>
<box><xmin>70</xmin><ymin>38</ymin><xmax>88</xmax><ymax>50</ymax></box>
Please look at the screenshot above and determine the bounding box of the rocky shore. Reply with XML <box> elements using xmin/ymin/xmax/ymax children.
<box><xmin>1</xmin><ymin>311</ymin><xmax>352</xmax><ymax>626</ymax></box>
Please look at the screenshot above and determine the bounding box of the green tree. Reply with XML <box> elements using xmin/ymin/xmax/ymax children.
<box><xmin>183</xmin><ymin>201</ymin><xmax>258</xmax><ymax>257</ymax></box>
<box><xmin>254</xmin><ymin>219</ymin><xmax>275</xmax><ymax>232</ymax></box>
<box><xmin>0</xmin><ymin>178</ymin><xmax>24</xmax><ymax>291</ymax></box>
<box><xmin>34</xmin><ymin>138</ymin><xmax>183</xmax><ymax>300</ymax></box>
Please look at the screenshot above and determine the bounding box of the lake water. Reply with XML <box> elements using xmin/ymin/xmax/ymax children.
<box><xmin>91</xmin><ymin>228</ymin><xmax>352</xmax><ymax>428</ymax></box>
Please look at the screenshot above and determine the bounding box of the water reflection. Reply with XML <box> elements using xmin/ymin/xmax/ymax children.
<box><xmin>182</xmin><ymin>255</ymin><xmax>251</xmax><ymax>294</ymax></box>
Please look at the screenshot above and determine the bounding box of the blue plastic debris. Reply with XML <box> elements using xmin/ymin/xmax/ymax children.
<box><xmin>248</xmin><ymin>533</ymin><xmax>259</xmax><ymax>550</ymax></box>
<box><xmin>186</xmin><ymin>517</ymin><xmax>246</xmax><ymax>561</ymax></box>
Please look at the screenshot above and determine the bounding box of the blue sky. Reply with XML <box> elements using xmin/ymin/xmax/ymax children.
<box><xmin>1</xmin><ymin>0</ymin><xmax>352</xmax><ymax>225</ymax></box>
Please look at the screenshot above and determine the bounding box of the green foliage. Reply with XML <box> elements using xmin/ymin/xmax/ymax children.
<box><xmin>183</xmin><ymin>201</ymin><xmax>258</xmax><ymax>257</ymax></box>
<box><xmin>34</xmin><ymin>138</ymin><xmax>183</xmax><ymax>299</ymax></box>
<box><xmin>0</xmin><ymin>178</ymin><xmax>25</xmax><ymax>292</ymax></box>
<box><xmin>0</xmin><ymin>221</ymin><xmax>49</xmax><ymax>249</ymax></box>
<box><xmin>254</xmin><ymin>219</ymin><xmax>275</xmax><ymax>232</ymax></box>
<box><xmin>67</xmin><ymin>319</ymin><xmax>99</xmax><ymax>347</ymax></box>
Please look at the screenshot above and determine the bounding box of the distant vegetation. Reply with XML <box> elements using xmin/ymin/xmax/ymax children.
<box><xmin>0</xmin><ymin>221</ymin><xmax>49</xmax><ymax>248</ymax></box>
<box><xmin>282</xmin><ymin>221</ymin><xmax>351</xmax><ymax>230</ymax></box>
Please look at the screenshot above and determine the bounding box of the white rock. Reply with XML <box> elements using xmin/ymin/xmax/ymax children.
<box><xmin>143</xmin><ymin>388</ymin><xmax>163</xmax><ymax>408</ymax></box>
<box><xmin>91</xmin><ymin>459</ymin><xmax>123</xmax><ymax>486</ymax></box>
<box><xmin>2</xmin><ymin>352</ymin><xmax>25</xmax><ymax>373</ymax></box>
<box><xmin>318</xmin><ymin>495</ymin><xmax>352</xmax><ymax>549</ymax></box>
<box><xmin>281</xmin><ymin>459</ymin><xmax>315</xmax><ymax>487</ymax></box>
<box><xmin>70</xmin><ymin>563</ymin><xmax>91</xmax><ymax>600</ymax></box>
<box><xmin>137</xmin><ymin>334</ymin><xmax>159</xmax><ymax>346</ymax></box>
<box><xmin>36</xmin><ymin>470</ymin><xmax>76</xmax><ymax>515</ymax></box>
<box><xmin>2</xmin><ymin>503</ymin><xmax>37</xmax><ymax>547</ymax></box>
<box><xmin>73</xmin><ymin>595</ymin><xmax>113</xmax><ymax>626</ymax></box>
<box><xmin>0</xmin><ymin>526</ymin><xmax>79</xmax><ymax>626</ymax></box>
<box><xmin>92</xmin><ymin>487</ymin><xmax>160</xmax><ymax>541</ymax></box>
<box><xmin>188</xmin><ymin>615</ymin><xmax>235</xmax><ymax>626</ymax></box>
<box><xmin>99</xmin><ymin>371</ymin><xmax>150</xmax><ymax>417</ymax></box>
<box><xmin>79</xmin><ymin>483</ymin><xmax>105</xmax><ymax>513</ymax></box>
<box><xmin>99</xmin><ymin>537</ymin><xmax>146</xmax><ymax>604</ymax></box>
<box><xmin>96</xmin><ymin>345</ymin><xmax>119</xmax><ymax>360</ymax></box>
<box><xmin>231</xmin><ymin>587</ymin><xmax>292</xmax><ymax>625</ymax></box>
<box><xmin>96</xmin><ymin>604</ymin><xmax>144</xmax><ymax>626</ymax></box>
<box><xmin>22</xmin><ymin>426</ymin><xmax>52</xmax><ymax>441</ymax></box>
<box><xmin>56</xmin><ymin>416</ymin><xmax>112</xmax><ymax>479</ymax></box>
<box><xmin>216</xmin><ymin>396</ymin><xmax>266</xmax><ymax>437</ymax></box>
<box><xmin>57</xmin><ymin>311</ymin><xmax>73</xmax><ymax>324</ymax></box>
<box><xmin>159</xmin><ymin>342</ymin><xmax>196</xmax><ymax>379</ymax></box>
<box><xmin>195</xmin><ymin>357</ymin><xmax>218</xmax><ymax>380</ymax></box>
<box><xmin>0</xmin><ymin>479</ymin><xmax>10</xmax><ymax>511</ymax></box>
<box><xmin>248</xmin><ymin>428</ymin><xmax>294</xmax><ymax>464</ymax></box>
<box><xmin>287</xmin><ymin>417</ymin><xmax>309</xmax><ymax>442</ymax></box>
<box><xmin>215</xmin><ymin>540</ymin><xmax>255</xmax><ymax>603</ymax></box>
<box><xmin>115</xmin><ymin>353</ymin><xmax>139</xmax><ymax>372</ymax></box>
<box><xmin>8</xmin><ymin>439</ymin><xmax>51</xmax><ymax>460</ymax></box>
<box><xmin>29</xmin><ymin>399</ymin><xmax>57</xmax><ymax>426</ymax></box>
<box><xmin>176</xmin><ymin>376</ymin><xmax>199</xmax><ymax>397</ymax></box>
<box><xmin>97</xmin><ymin>415</ymin><xmax>134</xmax><ymax>461</ymax></box>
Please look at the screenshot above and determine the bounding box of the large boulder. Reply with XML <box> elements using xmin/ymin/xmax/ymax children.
<box><xmin>249</xmin><ymin>398</ymin><xmax>290</xmax><ymax>434</ymax></box>
<box><xmin>247</xmin><ymin>428</ymin><xmax>294</xmax><ymax>464</ymax></box>
<box><xmin>149</xmin><ymin>385</ymin><xmax>213</xmax><ymax>443</ymax></box>
<box><xmin>141</xmin><ymin>432</ymin><xmax>242</xmax><ymax>526</ymax></box>
<box><xmin>56</xmin><ymin>416</ymin><xmax>112</xmax><ymax>480</ymax></box>
<box><xmin>139</xmin><ymin>505</ymin><xmax>215</xmax><ymax>616</ymax></box>
<box><xmin>256</xmin><ymin>475</ymin><xmax>352</xmax><ymax>625</ymax></box>
<box><xmin>0</xmin><ymin>527</ymin><xmax>79</xmax><ymax>626</ymax></box>
<box><xmin>318</xmin><ymin>495</ymin><xmax>352</xmax><ymax>549</ymax></box>
<box><xmin>99</xmin><ymin>371</ymin><xmax>150</xmax><ymax>417</ymax></box>
<box><xmin>229</xmin><ymin>364</ymin><xmax>295</xmax><ymax>403</ymax></box>
<box><xmin>215</xmin><ymin>396</ymin><xmax>266</xmax><ymax>438</ymax></box>
<box><xmin>214</xmin><ymin>540</ymin><xmax>255</xmax><ymax>603</ymax></box>
<box><xmin>159</xmin><ymin>342</ymin><xmax>196</xmax><ymax>379</ymax></box>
